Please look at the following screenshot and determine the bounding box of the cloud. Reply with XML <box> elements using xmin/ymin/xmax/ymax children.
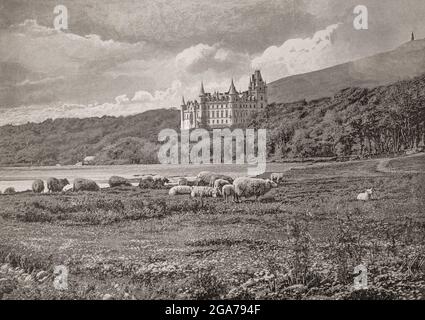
<box><xmin>0</xmin><ymin>20</ymin><xmax>154</xmax><ymax>77</ymax></box>
<box><xmin>252</xmin><ymin>24</ymin><xmax>341</xmax><ymax>81</ymax></box>
<box><xmin>175</xmin><ymin>43</ymin><xmax>250</xmax><ymax>75</ymax></box>
<box><xmin>132</xmin><ymin>80</ymin><xmax>182</xmax><ymax>105</ymax></box>
<box><xmin>0</xmin><ymin>81</ymin><xmax>184</xmax><ymax>126</ymax></box>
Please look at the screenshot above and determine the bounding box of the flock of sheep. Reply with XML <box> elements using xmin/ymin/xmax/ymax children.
<box><xmin>168</xmin><ymin>171</ymin><xmax>279</xmax><ymax>204</ymax></box>
<box><xmin>0</xmin><ymin>171</ymin><xmax>374</xmax><ymax>202</ymax></box>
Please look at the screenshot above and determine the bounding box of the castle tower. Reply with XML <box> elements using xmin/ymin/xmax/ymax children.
<box><xmin>411</xmin><ymin>32</ymin><xmax>415</xmax><ymax>41</ymax></box>
<box><xmin>180</xmin><ymin>96</ymin><xmax>186</xmax><ymax>129</ymax></box>
<box><xmin>198</xmin><ymin>82</ymin><xmax>207</xmax><ymax>128</ymax></box>
<box><xmin>253</xmin><ymin>70</ymin><xmax>267</xmax><ymax>108</ymax></box>
<box><xmin>228</xmin><ymin>79</ymin><xmax>238</xmax><ymax>125</ymax></box>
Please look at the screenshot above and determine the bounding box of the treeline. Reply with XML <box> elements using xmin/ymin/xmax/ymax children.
<box><xmin>0</xmin><ymin>109</ymin><xmax>180</xmax><ymax>166</ymax></box>
<box><xmin>250</xmin><ymin>74</ymin><xmax>425</xmax><ymax>159</ymax></box>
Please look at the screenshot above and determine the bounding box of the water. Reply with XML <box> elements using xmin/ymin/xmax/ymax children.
<box><xmin>0</xmin><ymin>163</ymin><xmax>301</xmax><ymax>192</ymax></box>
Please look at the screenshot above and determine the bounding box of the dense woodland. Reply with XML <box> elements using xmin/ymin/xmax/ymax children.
<box><xmin>251</xmin><ymin>74</ymin><xmax>425</xmax><ymax>159</ymax></box>
<box><xmin>0</xmin><ymin>109</ymin><xmax>180</xmax><ymax>166</ymax></box>
<box><xmin>0</xmin><ymin>74</ymin><xmax>424</xmax><ymax>166</ymax></box>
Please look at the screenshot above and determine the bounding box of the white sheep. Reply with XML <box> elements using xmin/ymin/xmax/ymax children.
<box><xmin>191</xmin><ymin>186</ymin><xmax>218</xmax><ymax>198</ymax></box>
<box><xmin>233</xmin><ymin>177</ymin><xmax>278</xmax><ymax>201</ymax></box>
<box><xmin>213</xmin><ymin>179</ymin><xmax>231</xmax><ymax>195</ymax></box>
<box><xmin>191</xmin><ymin>186</ymin><xmax>218</xmax><ymax>206</ymax></box>
<box><xmin>357</xmin><ymin>188</ymin><xmax>373</xmax><ymax>201</ymax></box>
<box><xmin>270</xmin><ymin>172</ymin><xmax>285</xmax><ymax>184</ymax></box>
<box><xmin>168</xmin><ymin>186</ymin><xmax>193</xmax><ymax>196</ymax></box>
<box><xmin>222</xmin><ymin>184</ymin><xmax>238</xmax><ymax>202</ymax></box>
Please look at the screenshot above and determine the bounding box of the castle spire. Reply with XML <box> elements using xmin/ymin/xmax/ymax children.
<box><xmin>181</xmin><ymin>96</ymin><xmax>185</xmax><ymax>106</ymax></box>
<box><xmin>229</xmin><ymin>78</ymin><xmax>237</xmax><ymax>95</ymax></box>
<box><xmin>199</xmin><ymin>81</ymin><xmax>205</xmax><ymax>96</ymax></box>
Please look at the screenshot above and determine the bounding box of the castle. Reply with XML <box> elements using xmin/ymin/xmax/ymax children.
<box><xmin>180</xmin><ymin>70</ymin><xmax>267</xmax><ymax>130</ymax></box>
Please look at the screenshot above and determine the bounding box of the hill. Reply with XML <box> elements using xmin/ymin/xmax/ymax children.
<box><xmin>252</xmin><ymin>73</ymin><xmax>425</xmax><ymax>159</ymax></box>
<box><xmin>0</xmin><ymin>109</ymin><xmax>180</xmax><ymax>166</ymax></box>
<box><xmin>269</xmin><ymin>39</ymin><xmax>425</xmax><ymax>104</ymax></box>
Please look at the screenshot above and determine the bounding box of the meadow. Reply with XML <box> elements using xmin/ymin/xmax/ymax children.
<box><xmin>0</xmin><ymin>155</ymin><xmax>424</xmax><ymax>300</ymax></box>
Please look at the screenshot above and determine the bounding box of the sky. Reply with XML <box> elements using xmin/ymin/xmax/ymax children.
<box><xmin>0</xmin><ymin>0</ymin><xmax>424</xmax><ymax>125</ymax></box>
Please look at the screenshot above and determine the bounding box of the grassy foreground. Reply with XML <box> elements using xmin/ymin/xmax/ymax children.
<box><xmin>0</xmin><ymin>156</ymin><xmax>424</xmax><ymax>300</ymax></box>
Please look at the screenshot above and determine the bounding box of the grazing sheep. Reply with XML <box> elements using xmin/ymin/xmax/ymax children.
<box><xmin>357</xmin><ymin>188</ymin><xmax>373</xmax><ymax>201</ymax></box>
<box><xmin>233</xmin><ymin>177</ymin><xmax>278</xmax><ymax>201</ymax></box>
<box><xmin>191</xmin><ymin>186</ymin><xmax>219</xmax><ymax>206</ymax></box>
<box><xmin>169</xmin><ymin>186</ymin><xmax>193</xmax><ymax>196</ymax></box>
<box><xmin>3</xmin><ymin>187</ymin><xmax>16</xmax><ymax>195</ymax></box>
<box><xmin>222</xmin><ymin>184</ymin><xmax>238</xmax><ymax>202</ymax></box>
<box><xmin>197</xmin><ymin>171</ymin><xmax>233</xmax><ymax>187</ymax></box>
<box><xmin>73</xmin><ymin>178</ymin><xmax>100</xmax><ymax>192</ymax></box>
<box><xmin>191</xmin><ymin>186</ymin><xmax>219</xmax><ymax>198</ymax></box>
<box><xmin>192</xmin><ymin>177</ymin><xmax>208</xmax><ymax>186</ymax></box>
<box><xmin>32</xmin><ymin>179</ymin><xmax>45</xmax><ymax>193</ymax></box>
<box><xmin>47</xmin><ymin>178</ymin><xmax>70</xmax><ymax>192</ymax></box>
<box><xmin>178</xmin><ymin>177</ymin><xmax>188</xmax><ymax>186</ymax></box>
<box><xmin>209</xmin><ymin>175</ymin><xmax>234</xmax><ymax>187</ymax></box>
<box><xmin>153</xmin><ymin>175</ymin><xmax>169</xmax><ymax>187</ymax></box>
<box><xmin>138</xmin><ymin>175</ymin><xmax>156</xmax><ymax>189</ymax></box>
<box><xmin>109</xmin><ymin>176</ymin><xmax>132</xmax><ymax>188</ymax></box>
<box><xmin>213</xmin><ymin>179</ymin><xmax>231</xmax><ymax>195</ymax></box>
<box><xmin>270</xmin><ymin>172</ymin><xmax>285</xmax><ymax>184</ymax></box>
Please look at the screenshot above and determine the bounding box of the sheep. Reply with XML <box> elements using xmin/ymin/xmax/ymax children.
<box><xmin>222</xmin><ymin>184</ymin><xmax>238</xmax><ymax>202</ymax></box>
<box><xmin>197</xmin><ymin>171</ymin><xmax>233</xmax><ymax>187</ymax></box>
<box><xmin>233</xmin><ymin>177</ymin><xmax>278</xmax><ymax>201</ymax></box>
<box><xmin>270</xmin><ymin>172</ymin><xmax>285</xmax><ymax>184</ymax></box>
<box><xmin>47</xmin><ymin>178</ymin><xmax>70</xmax><ymax>192</ymax></box>
<box><xmin>357</xmin><ymin>188</ymin><xmax>373</xmax><ymax>201</ymax></box>
<box><xmin>178</xmin><ymin>177</ymin><xmax>188</xmax><ymax>186</ymax></box>
<box><xmin>213</xmin><ymin>179</ymin><xmax>231</xmax><ymax>195</ymax></box>
<box><xmin>32</xmin><ymin>179</ymin><xmax>45</xmax><ymax>193</ymax></box>
<box><xmin>191</xmin><ymin>186</ymin><xmax>218</xmax><ymax>198</ymax></box>
<box><xmin>3</xmin><ymin>187</ymin><xmax>16</xmax><ymax>195</ymax></box>
<box><xmin>109</xmin><ymin>176</ymin><xmax>132</xmax><ymax>188</ymax></box>
<box><xmin>209</xmin><ymin>174</ymin><xmax>234</xmax><ymax>187</ymax></box>
<box><xmin>153</xmin><ymin>175</ymin><xmax>170</xmax><ymax>187</ymax></box>
<box><xmin>193</xmin><ymin>177</ymin><xmax>208</xmax><ymax>186</ymax></box>
<box><xmin>168</xmin><ymin>186</ymin><xmax>193</xmax><ymax>196</ymax></box>
<box><xmin>190</xmin><ymin>186</ymin><xmax>219</xmax><ymax>206</ymax></box>
<box><xmin>73</xmin><ymin>178</ymin><xmax>100</xmax><ymax>192</ymax></box>
<box><xmin>139</xmin><ymin>175</ymin><xmax>155</xmax><ymax>189</ymax></box>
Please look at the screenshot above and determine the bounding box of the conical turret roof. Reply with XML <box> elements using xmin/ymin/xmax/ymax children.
<box><xmin>228</xmin><ymin>79</ymin><xmax>237</xmax><ymax>94</ymax></box>
<box><xmin>199</xmin><ymin>82</ymin><xmax>205</xmax><ymax>96</ymax></box>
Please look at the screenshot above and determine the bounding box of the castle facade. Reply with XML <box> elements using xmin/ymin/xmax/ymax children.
<box><xmin>180</xmin><ymin>70</ymin><xmax>267</xmax><ymax>130</ymax></box>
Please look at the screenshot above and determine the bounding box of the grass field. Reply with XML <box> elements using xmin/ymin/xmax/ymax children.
<box><xmin>0</xmin><ymin>155</ymin><xmax>424</xmax><ymax>300</ymax></box>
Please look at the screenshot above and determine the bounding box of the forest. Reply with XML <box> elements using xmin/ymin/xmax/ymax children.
<box><xmin>0</xmin><ymin>109</ymin><xmax>180</xmax><ymax>166</ymax></box>
<box><xmin>251</xmin><ymin>74</ymin><xmax>425</xmax><ymax>159</ymax></box>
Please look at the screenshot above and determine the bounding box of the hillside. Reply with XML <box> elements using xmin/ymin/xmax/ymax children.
<box><xmin>0</xmin><ymin>109</ymin><xmax>180</xmax><ymax>166</ymax></box>
<box><xmin>269</xmin><ymin>39</ymin><xmax>425</xmax><ymax>104</ymax></box>
<box><xmin>251</xmin><ymin>73</ymin><xmax>425</xmax><ymax>159</ymax></box>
